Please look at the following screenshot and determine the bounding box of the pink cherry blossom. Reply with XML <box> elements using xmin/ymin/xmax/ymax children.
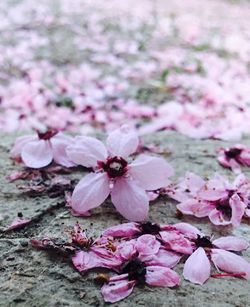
<box><xmin>101</xmin><ymin>234</ymin><xmax>181</xmax><ymax>303</ymax></box>
<box><xmin>218</xmin><ymin>144</ymin><xmax>250</xmax><ymax>173</ymax></box>
<box><xmin>169</xmin><ymin>173</ymin><xmax>250</xmax><ymax>227</ymax></box>
<box><xmin>183</xmin><ymin>231</ymin><xmax>250</xmax><ymax>285</ymax></box>
<box><xmin>66</xmin><ymin>126</ymin><xmax>174</xmax><ymax>221</ymax></box>
<box><xmin>10</xmin><ymin>129</ymin><xmax>75</xmax><ymax>169</ymax></box>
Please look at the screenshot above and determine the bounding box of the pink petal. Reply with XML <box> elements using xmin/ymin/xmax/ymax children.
<box><xmin>213</xmin><ymin>236</ymin><xmax>249</xmax><ymax>252</ymax></box>
<box><xmin>160</xmin><ymin>231</ymin><xmax>193</xmax><ymax>255</ymax></box>
<box><xmin>207</xmin><ymin>176</ymin><xmax>228</xmax><ymax>191</ymax></box>
<box><xmin>230</xmin><ymin>194</ymin><xmax>245</xmax><ymax>227</ymax></box>
<box><xmin>198</xmin><ymin>177</ymin><xmax>228</xmax><ymax>201</ymax></box>
<box><xmin>233</xmin><ymin>173</ymin><xmax>247</xmax><ymax>188</ymax></box>
<box><xmin>177</xmin><ymin>199</ymin><xmax>198</xmax><ymax>215</ymax></box>
<box><xmin>51</xmin><ymin>133</ymin><xmax>75</xmax><ymax>167</ymax></box>
<box><xmin>72</xmin><ymin>249</ymin><xmax>121</xmax><ymax>272</ymax></box>
<box><xmin>228</xmin><ymin>159</ymin><xmax>242</xmax><ymax>174</ymax></box>
<box><xmin>117</xmin><ymin>241</ymin><xmax>137</xmax><ymax>260</ymax></box>
<box><xmin>239</xmin><ymin>150</ymin><xmax>250</xmax><ymax>166</ymax></box>
<box><xmin>217</xmin><ymin>153</ymin><xmax>231</xmax><ymax>168</ymax></box>
<box><xmin>10</xmin><ymin>135</ymin><xmax>36</xmax><ymax>159</ymax></box>
<box><xmin>101</xmin><ymin>275</ymin><xmax>136</xmax><ymax>303</ymax></box>
<box><xmin>208</xmin><ymin>209</ymin><xmax>231</xmax><ymax>226</ymax></box>
<box><xmin>173</xmin><ymin>222</ymin><xmax>201</xmax><ymax>239</ymax></box>
<box><xmin>111</xmin><ymin>178</ymin><xmax>149</xmax><ymax>221</ymax></box>
<box><xmin>166</xmin><ymin>186</ymin><xmax>190</xmax><ymax>202</ymax></box>
<box><xmin>71</xmin><ymin>172</ymin><xmax>110</xmax><ymax>213</ymax></box>
<box><xmin>198</xmin><ymin>188</ymin><xmax>228</xmax><ymax>201</ymax></box>
<box><xmin>65</xmin><ymin>192</ymin><xmax>91</xmax><ymax>216</ymax></box>
<box><xmin>245</xmin><ymin>208</ymin><xmax>250</xmax><ymax>218</ymax></box>
<box><xmin>183</xmin><ymin>247</ymin><xmax>211</xmax><ymax>285</ymax></box>
<box><xmin>6</xmin><ymin>217</ymin><xmax>31</xmax><ymax>231</ymax></box>
<box><xmin>66</xmin><ymin>136</ymin><xmax>107</xmax><ymax>168</ymax></box>
<box><xmin>72</xmin><ymin>250</ymin><xmax>101</xmax><ymax>272</ymax></box>
<box><xmin>102</xmin><ymin>222</ymin><xmax>140</xmax><ymax>238</ymax></box>
<box><xmin>211</xmin><ymin>249</ymin><xmax>250</xmax><ymax>279</ymax></box>
<box><xmin>106</xmin><ymin>125</ymin><xmax>139</xmax><ymax>158</ymax></box>
<box><xmin>6</xmin><ymin>169</ymin><xmax>31</xmax><ymax>182</ymax></box>
<box><xmin>129</xmin><ymin>155</ymin><xmax>174</xmax><ymax>190</ymax></box>
<box><xmin>146</xmin><ymin>266</ymin><xmax>181</xmax><ymax>287</ymax></box>
<box><xmin>136</xmin><ymin>234</ymin><xmax>161</xmax><ymax>257</ymax></box>
<box><xmin>177</xmin><ymin>199</ymin><xmax>213</xmax><ymax>218</ymax></box>
<box><xmin>183</xmin><ymin>172</ymin><xmax>205</xmax><ymax>194</ymax></box>
<box><xmin>21</xmin><ymin>139</ymin><xmax>53</xmax><ymax>168</ymax></box>
<box><xmin>144</xmin><ymin>249</ymin><xmax>182</xmax><ymax>268</ymax></box>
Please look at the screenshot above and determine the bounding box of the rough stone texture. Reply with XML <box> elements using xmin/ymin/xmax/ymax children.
<box><xmin>1</xmin><ymin>132</ymin><xmax>250</xmax><ymax>307</ymax></box>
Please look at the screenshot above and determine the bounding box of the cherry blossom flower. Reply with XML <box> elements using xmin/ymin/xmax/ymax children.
<box><xmin>101</xmin><ymin>234</ymin><xmax>181</xmax><ymax>303</ymax></box>
<box><xmin>170</xmin><ymin>173</ymin><xmax>250</xmax><ymax>227</ymax></box>
<box><xmin>182</xmin><ymin>227</ymin><xmax>250</xmax><ymax>284</ymax></box>
<box><xmin>10</xmin><ymin>129</ymin><xmax>75</xmax><ymax>169</ymax></box>
<box><xmin>218</xmin><ymin>144</ymin><xmax>250</xmax><ymax>172</ymax></box>
<box><xmin>66</xmin><ymin>126</ymin><xmax>173</xmax><ymax>221</ymax></box>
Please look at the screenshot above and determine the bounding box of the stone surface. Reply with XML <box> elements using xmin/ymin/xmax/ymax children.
<box><xmin>1</xmin><ymin>132</ymin><xmax>250</xmax><ymax>306</ymax></box>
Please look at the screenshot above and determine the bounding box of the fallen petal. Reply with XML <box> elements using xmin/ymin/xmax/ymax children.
<box><xmin>146</xmin><ymin>266</ymin><xmax>181</xmax><ymax>287</ymax></box>
<box><xmin>101</xmin><ymin>275</ymin><xmax>136</xmax><ymax>303</ymax></box>
<box><xmin>211</xmin><ymin>249</ymin><xmax>250</xmax><ymax>279</ymax></box>
<box><xmin>213</xmin><ymin>236</ymin><xmax>249</xmax><ymax>252</ymax></box>
<box><xmin>6</xmin><ymin>217</ymin><xmax>31</xmax><ymax>231</ymax></box>
<box><xmin>183</xmin><ymin>247</ymin><xmax>211</xmax><ymax>285</ymax></box>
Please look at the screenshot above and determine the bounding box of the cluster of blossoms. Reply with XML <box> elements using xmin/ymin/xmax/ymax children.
<box><xmin>167</xmin><ymin>172</ymin><xmax>250</xmax><ymax>227</ymax></box>
<box><xmin>1</xmin><ymin>1</ymin><xmax>250</xmax><ymax>142</ymax></box>
<box><xmin>10</xmin><ymin>126</ymin><xmax>173</xmax><ymax>221</ymax></box>
<box><xmin>31</xmin><ymin>221</ymin><xmax>250</xmax><ymax>303</ymax></box>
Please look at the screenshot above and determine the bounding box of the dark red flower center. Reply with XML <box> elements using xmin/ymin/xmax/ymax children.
<box><xmin>99</xmin><ymin>156</ymin><xmax>128</xmax><ymax>178</ymax></box>
<box><xmin>194</xmin><ymin>235</ymin><xmax>213</xmax><ymax>248</ymax></box>
<box><xmin>216</xmin><ymin>196</ymin><xmax>232</xmax><ymax>220</ymax></box>
<box><xmin>225</xmin><ymin>148</ymin><xmax>242</xmax><ymax>159</ymax></box>
<box><xmin>37</xmin><ymin>129</ymin><xmax>58</xmax><ymax>140</ymax></box>
<box><xmin>139</xmin><ymin>222</ymin><xmax>161</xmax><ymax>235</ymax></box>
<box><xmin>122</xmin><ymin>258</ymin><xmax>146</xmax><ymax>284</ymax></box>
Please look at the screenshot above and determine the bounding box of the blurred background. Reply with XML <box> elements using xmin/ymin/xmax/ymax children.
<box><xmin>1</xmin><ymin>0</ymin><xmax>250</xmax><ymax>140</ymax></box>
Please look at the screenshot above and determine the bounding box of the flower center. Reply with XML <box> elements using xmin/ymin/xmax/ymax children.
<box><xmin>194</xmin><ymin>235</ymin><xmax>213</xmax><ymax>248</ymax></box>
<box><xmin>225</xmin><ymin>148</ymin><xmax>242</xmax><ymax>159</ymax></box>
<box><xmin>100</xmin><ymin>156</ymin><xmax>128</xmax><ymax>178</ymax></box>
<box><xmin>37</xmin><ymin>129</ymin><xmax>58</xmax><ymax>140</ymax></box>
<box><xmin>216</xmin><ymin>198</ymin><xmax>232</xmax><ymax>220</ymax></box>
<box><xmin>122</xmin><ymin>258</ymin><xmax>146</xmax><ymax>284</ymax></box>
<box><xmin>139</xmin><ymin>222</ymin><xmax>161</xmax><ymax>235</ymax></box>
<box><xmin>216</xmin><ymin>203</ymin><xmax>232</xmax><ymax>219</ymax></box>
